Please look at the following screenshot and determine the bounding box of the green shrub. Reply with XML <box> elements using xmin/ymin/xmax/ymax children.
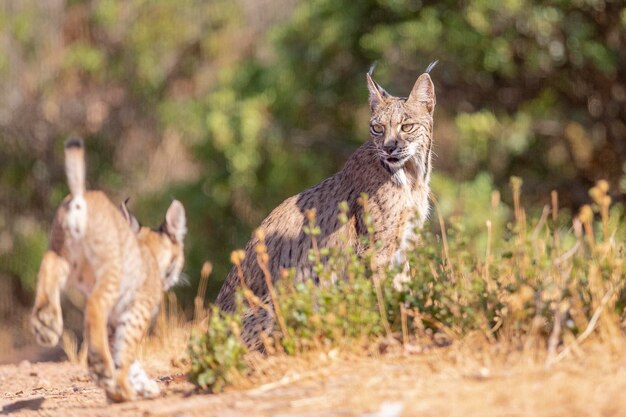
<box><xmin>188</xmin><ymin>305</ymin><xmax>248</xmax><ymax>392</ymax></box>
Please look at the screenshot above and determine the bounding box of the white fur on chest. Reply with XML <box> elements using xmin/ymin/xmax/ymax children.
<box><xmin>390</xmin><ymin>169</ymin><xmax>409</xmax><ymax>188</ymax></box>
<box><xmin>391</xmin><ymin>175</ymin><xmax>430</xmax><ymax>267</ymax></box>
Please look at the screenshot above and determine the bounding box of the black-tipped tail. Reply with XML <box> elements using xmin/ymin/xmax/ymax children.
<box><xmin>64</xmin><ymin>137</ymin><xmax>84</xmax><ymax>150</ymax></box>
<box><xmin>64</xmin><ymin>137</ymin><xmax>86</xmax><ymax>197</ymax></box>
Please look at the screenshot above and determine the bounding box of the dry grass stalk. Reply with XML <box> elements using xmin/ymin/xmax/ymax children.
<box><xmin>193</xmin><ymin>261</ymin><xmax>212</xmax><ymax>325</ymax></box>
<box><xmin>61</xmin><ymin>330</ymin><xmax>87</xmax><ymax>365</ymax></box>
<box><xmin>357</xmin><ymin>194</ymin><xmax>393</xmax><ymax>339</ymax></box>
<box><xmin>254</xmin><ymin>229</ymin><xmax>289</xmax><ymax>340</ymax></box>
<box><xmin>552</xmin><ymin>289</ymin><xmax>613</xmax><ymax>364</ymax></box>
<box><xmin>551</xmin><ymin>190</ymin><xmax>560</xmax><ymax>250</ymax></box>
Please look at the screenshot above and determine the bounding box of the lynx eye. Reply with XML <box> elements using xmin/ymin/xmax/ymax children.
<box><xmin>401</xmin><ymin>123</ymin><xmax>415</xmax><ymax>133</ymax></box>
<box><xmin>370</xmin><ymin>124</ymin><xmax>384</xmax><ymax>135</ymax></box>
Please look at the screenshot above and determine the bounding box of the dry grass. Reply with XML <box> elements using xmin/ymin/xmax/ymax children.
<box><xmin>143</xmin><ymin>331</ymin><xmax>626</xmax><ymax>416</ymax></box>
<box><xmin>148</xmin><ymin>279</ymin><xmax>626</xmax><ymax>416</ymax></box>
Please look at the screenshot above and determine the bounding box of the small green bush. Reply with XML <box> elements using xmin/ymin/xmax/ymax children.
<box><xmin>188</xmin><ymin>305</ymin><xmax>248</xmax><ymax>392</ymax></box>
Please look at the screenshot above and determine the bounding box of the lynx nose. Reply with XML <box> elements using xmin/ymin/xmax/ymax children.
<box><xmin>383</xmin><ymin>141</ymin><xmax>397</xmax><ymax>155</ymax></box>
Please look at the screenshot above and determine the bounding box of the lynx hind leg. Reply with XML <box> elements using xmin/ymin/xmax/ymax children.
<box><xmin>109</xmin><ymin>301</ymin><xmax>157</xmax><ymax>401</ymax></box>
<box><xmin>84</xmin><ymin>266</ymin><xmax>120</xmax><ymax>397</ymax></box>
<box><xmin>104</xmin><ymin>328</ymin><xmax>158</xmax><ymax>400</ymax></box>
<box><xmin>128</xmin><ymin>360</ymin><xmax>159</xmax><ymax>399</ymax></box>
<box><xmin>31</xmin><ymin>251</ymin><xmax>70</xmax><ymax>347</ymax></box>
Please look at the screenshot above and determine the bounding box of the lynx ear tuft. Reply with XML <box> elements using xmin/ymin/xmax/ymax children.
<box><xmin>366</xmin><ymin>72</ymin><xmax>389</xmax><ymax>112</ymax></box>
<box><xmin>425</xmin><ymin>60</ymin><xmax>439</xmax><ymax>74</ymax></box>
<box><xmin>119</xmin><ymin>198</ymin><xmax>141</xmax><ymax>233</ymax></box>
<box><xmin>164</xmin><ymin>200</ymin><xmax>187</xmax><ymax>243</ymax></box>
<box><xmin>407</xmin><ymin>73</ymin><xmax>436</xmax><ymax>113</ymax></box>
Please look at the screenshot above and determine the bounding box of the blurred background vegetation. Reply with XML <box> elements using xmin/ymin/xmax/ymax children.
<box><xmin>0</xmin><ymin>0</ymin><xmax>624</xmax><ymax>360</ymax></box>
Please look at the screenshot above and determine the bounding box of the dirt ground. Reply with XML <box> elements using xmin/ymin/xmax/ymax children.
<box><xmin>3</xmin><ymin>343</ymin><xmax>626</xmax><ymax>417</ymax></box>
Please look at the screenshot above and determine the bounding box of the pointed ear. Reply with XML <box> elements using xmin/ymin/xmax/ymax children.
<box><xmin>164</xmin><ymin>200</ymin><xmax>187</xmax><ymax>243</ymax></box>
<box><xmin>366</xmin><ymin>73</ymin><xmax>389</xmax><ymax>112</ymax></box>
<box><xmin>406</xmin><ymin>73</ymin><xmax>436</xmax><ymax>113</ymax></box>
<box><xmin>119</xmin><ymin>198</ymin><xmax>141</xmax><ymax>233</ymax></box>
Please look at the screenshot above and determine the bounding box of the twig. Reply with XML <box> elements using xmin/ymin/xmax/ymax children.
<box><xmin>531</xmin><ymin>205</ymin><xmax>550</xmax><ymax>242</ymax></box>
<box><xmin>248</xmin><ymin>368</ymin><xmax>326</xmax><ymax>394</ymax></box>
<box><xmin>255</xmin><ymin>231</ymin><xmax>289</xmax><ymax>340</ymax></box>
<box><xmin>484</xmin><ymin>220</ymin><xmax>492</xmax><ymax>289</ymax></box>
<box><xmin>553</xmin><ymin>242</ymin><xmax>581</xmax><ymax>266</ymax></box>
<box><xmin>359</xmin><ymin>194</ymin><xmax>393</xmax><ymax>340</ymax></box>
<box><xmin>545</xmin><ymin>304</ymin><xmax>564</xmax><ymax>368</ymax></box>
<box><xmin>400</xmin><ymin>304</ymin><xmax>409</xmax><ymax>346</ymax></box>
<box><xmin>429</xmin><ymin>195</ymin><xmax>454</xmax><ymax>275</ymax></box>
<box><xmin>551</xmin><ymin>289</ymin><xmax>613</xmax><ymax>364</ymax></box>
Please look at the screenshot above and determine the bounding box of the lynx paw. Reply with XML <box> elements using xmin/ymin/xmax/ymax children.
<box><xmin>129</xmin><ymin>361</ymin><xmax>160</xmax><ymax>399</ymax></box>
<box><xmin>105</xmin><ymin>380</ymin><xmax>137</xmax><ymax>403</ymax></box>
<box><xmin>31</xmin><ymin>304</ymin><xmax>63</xmax><ymax>347</ymax></box>
<box><xmin>88</xmin><ymin>352</ymin><xmax>115</xmax><ymax>386</ymax></box>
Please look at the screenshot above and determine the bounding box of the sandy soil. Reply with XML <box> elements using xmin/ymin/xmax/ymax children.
<box><xmin>3</xmin><ymin>344</ymin><xmax>626</xmax><ymax>417</ymax></box>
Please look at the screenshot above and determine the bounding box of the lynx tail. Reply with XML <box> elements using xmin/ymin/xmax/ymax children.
<box><xmin>64</xmin><ymin>137</ymin><xmax>87</xmax><ymax>239</ymax></box>
<box><xmin>64</xmin><ymin>137</ymin><xmax>86</xmax><ymax>198</ymax></box>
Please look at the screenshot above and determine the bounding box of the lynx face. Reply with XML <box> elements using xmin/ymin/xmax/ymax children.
<box><xmin>367</xmin><ymin>72</ymin><xmax>435</xmax><ymax>179</ymax></box>
<box><xmin>137</xmin><ymin>227</ymin><xmax>185</xmax><ymax>291</ymax></box>
<box><xmin>120</xmin><ymin>199</ymin><xmax>186</xmax><ymax>291</ymax></box>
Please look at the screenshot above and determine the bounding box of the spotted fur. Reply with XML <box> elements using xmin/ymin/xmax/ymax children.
<box><xmin>30</xmin><ymin>138</ymin><xmax>186</xmax><ymax>402</ymax></box>
<box><xmin>216</xmin><ymin>69</ymin><xmax>437</xmax><ymax>349</ymax></box>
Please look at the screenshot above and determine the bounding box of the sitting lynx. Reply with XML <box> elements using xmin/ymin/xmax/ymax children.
<box><xmin>216</xmin><ymin>65</ymin><xmax>437</xmax><ymax>348</ymax></box>
<box><xmin>30</xmin><ymin>138</ymin><xmax>187</xmax><ymax>402</ymax></box>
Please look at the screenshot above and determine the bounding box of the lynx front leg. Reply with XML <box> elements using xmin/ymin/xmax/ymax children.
<box><xmin>84</xmin><ymin>267</ymin><xmax>119</xmax><ymax>397</ymax></box>
<box><xmin>109</xmin><ymin>300</ymin><xmax>157</xmax><ymax>402</ymax></box>
<box><xmin>31</xmin><ymin>251</ymin><xmax>70</xmax><ymax>347</ymax></box>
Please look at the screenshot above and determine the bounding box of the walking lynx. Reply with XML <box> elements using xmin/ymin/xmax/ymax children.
<box><xmin>30</xmin><ymin>138</ymin><xmax>187</xmax><ymax>402</ymax></box>
<box><xmin>217</xmin><ymin>66</ymin><xmax>437</xmax><ymax>348</ymax></box>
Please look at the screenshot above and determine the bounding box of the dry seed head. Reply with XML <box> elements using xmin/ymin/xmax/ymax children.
<box><xmin>230</xmin><ymin>250</ymin><xmax>246</xmax><ymax>265</ymax></box>
<box><xmin>305</xmin><ymin>208</ymin><xmax>317</xmax><ymax>222</ymax></box>
<box><xmin>597</xmin><ymin>179</ymin><xmax>609</xmax><ymax>193</ymax></box>
<box><xmin>254</xmin><ymin>228</ymin><xmax>266</xmax><ymax>241</ymax></box>
<box><xmin>255</xmin><ymin>243</ymin><xmax>268</xmax><ymax>255</ymax></box>
<box><xmin>201</xmin><ymin>261</ymin><xmax>213</xmax><ymax>280</ymax></box>
<box><xmin>510</xmin><ymin>176</ymin><xmax>523</xmax><ymax>191</ymax></box>
<box><xmin>588</xmin><ymin>187</ymin><xmax>603</xmax><ymax>204</ymax></box>
<box><xmin>357</xmin><ymin>193</ymin><xmax>369</xmax><ymax>207</ymax></box>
